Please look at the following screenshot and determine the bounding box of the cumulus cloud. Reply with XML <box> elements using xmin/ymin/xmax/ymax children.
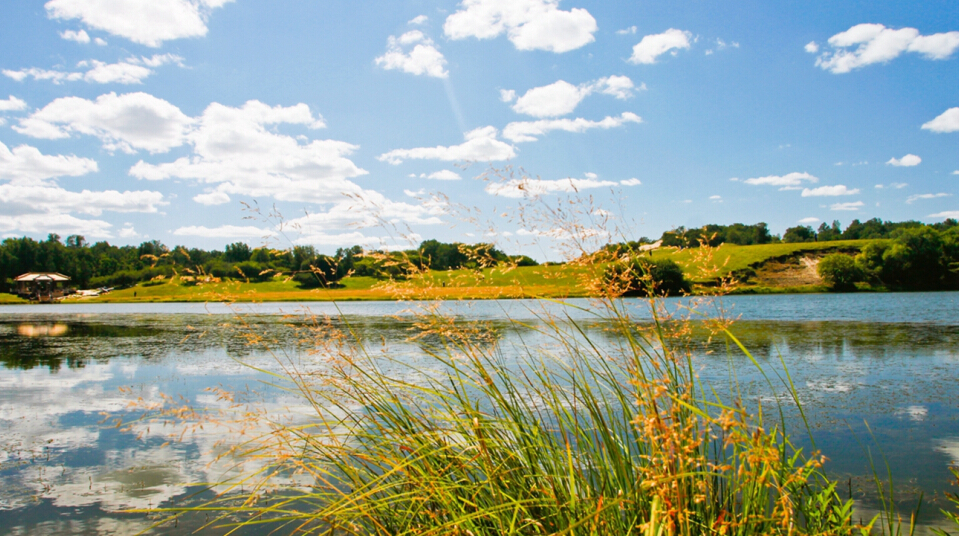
<box><xmin>375</xmin><ymin>30</ymin><xmax>448</xmax><ymax>78</ymax></box>
<box><xmin>130</xmin><ymin>100</ymin><xmax>369</xmax><ymax>206</ymax></box>
<box><xmin>798</xmin><ymin>217</ymin><xmax>820</xmax><ymax>224</ymax></box>
<box><xmin>486</xmin><ymin>176</ymin><xmax>618</xmax><ymax>198</ymax></box>
<box><xmin>0</xmin><ymin>182</ymin><xmax>164</xmax><ymax>217</ymax></box>
<box><xmin>511</xmin><ymin>80</ymin><xmax>586</xmax><ymax>117</ymax></box>
<box><xmin>738</xmin><ymin>172</ymin><xmax>818</xmax><ymax>188</ymax></box>
<box><xmin>15</xmin><ymin>92</ymin><xmax>193</xmax><ymax>154</ymax></box>
<box><xmin>444</xmin><ymin>0</ymin><xmax>598</xmax><ymax>53</ymax></box>
<box><xmin>0</xmin><ymin>96</ymin><xmax>27</xmax><ymax>111</ymax></box>
<box><xmin>192</xmin><ymin>190</ymin><xmax>230</xmax><ymax>205</ymax></box>
<box><xmin>499</xmin><ymin>89</ymin><xmax>516</xmax><ymax>102</ymax></box>
<box><xmin>805</xmin><ymin>41</ymin><xmax>819</xmax><ymax>53</ymax></box>
<box><xmin>45</xmin><ymin>0</ymin><xmax>235</xmax><ymax>48</ymax></box>
<box><xmin>378</xmin><ymin>126</ymin><xmax>516</xmax><ymax>164</ymax></box>
<box><xmin>814</xmin><ymin>24</ymin><xmax>959</xmax><ymax>74</ymax></box>
<box><xmin>0</xmin><ymin>141</ymin><xmax>98</xmax><ymax>183</ymax></box>
<box><xmin>929</xmin><ymin>211</ymin><xmax>959</xmax><ymax>219</ymax></box>
<box><xmin>629</xmin><ymin>29</ymin><xmax>693</xmax><ymax>64</ymax></box>
<box><xmin>0</xmin><ymin>212</ymin><xmax>113</xmax><ymax>237</ymax></box>
<box><xmin>620</xmin><ymin>178</ymin><xmax>642</xmax><ymax>186</ymax></box>
<box><xmin>427</xmin><ymin>169</ymin><xmax>462</xmax><ymax>180</ymax></box>
<box><xmin>922</xmin><ymin>108</ymin><xmax>959</xmax><ymax>133</ymax></box>
<box><xmin>60</xmin><ymin>29</ymin><xmax>90</xmax><ymax>43</ymax></box>
<box><xmin>408</xmin><ymin>15</ymin><xmax>428</xmax><ymax>25</ymax></box>
<box><xmin>4</xmin><ymin>54</ymin><xmax>184</xmax><ymax>85</ymax></box>
<box><xmin>830</xmin><ymin>201</ymin><xmax>864</xmax><ymax>211</ymax></box>
<box><xmin>801</xmin><ymin>185</ymin><xmax>861</xmax><ymax>197</ymax></box>
<box><xmin>0</xmin><ymin>142</ymin><xmax>165</xmax><ymax>237</ymax></box>
<box><xmin>509</xmin><ymin>76</ymin><xmax>637</xmax><ymax>118</ymax></box>
<box><xmin>876</xmin><ymin>182</ymin><xmax>909</xmax><ymax>189</ymax></box>
<box><xmin>617</xmin><ymin>26</ymin><xmax>637</xmax><ymax>35</ymax></box>
<box><xmin>886</xmin><ymin>154</ymin><xmax>921</xmax><ymax>166</ymax></box>
<box><xmin>503</xmin><ymin>112</ymin><xmax>642</xmax><ymax>142</ymax></box>
<box><xmin>906</xmin><ymin>193</ymin><xmax>951</xmax><ymax>204</ymax></box>
<box><xmin>172</xmin><ymin>225</ymin><xmax>274</xmax><ymax>238</ymax></box>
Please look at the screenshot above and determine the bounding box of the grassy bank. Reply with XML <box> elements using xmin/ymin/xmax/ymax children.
<box><xmin>2</xmin><ymin>240</ymin><xmax>882</xmax><ymax>304</ymax></box>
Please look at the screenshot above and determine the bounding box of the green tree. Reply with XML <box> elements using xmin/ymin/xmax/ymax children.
<box><xmin>604</xmin><ymin>257</ymin><xmax>690</xmax><ymax>297</ymax></box>
<box><xmin>816</xmin><ymin>254</ymin><xmax>862</xmax><ymax>291</ymax></box>
<box><xmin>783</xmin><ymin>225</ymin><xmax>816</xmax><ymax>243</ymax></box>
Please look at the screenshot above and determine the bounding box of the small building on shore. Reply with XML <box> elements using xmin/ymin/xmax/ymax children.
<box><xmin>14</xmin><ymin>273</ymin><xmax>71</xmax><ymax>303</ymax></box>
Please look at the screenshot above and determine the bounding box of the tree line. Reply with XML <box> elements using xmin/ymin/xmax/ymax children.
<box><xmin>0</xmin><ymin>235</ymin><xmax>538</xmax><ymax>291</ymax></box>
<box><xmin>606</xmin><ymin>218</ymin><xmax>959</xmax><ymax>250</ymax></box>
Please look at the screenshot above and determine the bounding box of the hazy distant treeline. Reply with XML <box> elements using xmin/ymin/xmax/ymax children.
<box><xmin>608</xmin><ymin>218</ymin><xmax>959</xmax><ymax>250</ymax></box>
<box><xmin>0</xmin><ymin>235</ymin><xmax>537</xmax><ymax>291</ymax></box>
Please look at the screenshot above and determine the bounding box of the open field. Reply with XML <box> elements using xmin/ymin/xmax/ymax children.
<box><xmin>3</xmin><ymin>240</ymin><xmax>879</xmax><ymax>303</ymax></box>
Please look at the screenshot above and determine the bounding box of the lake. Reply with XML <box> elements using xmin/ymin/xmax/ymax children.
<box><xmin>1</xmin><ymin>292</ymin><xmax>957</xmax><ymax>534</ymax></box>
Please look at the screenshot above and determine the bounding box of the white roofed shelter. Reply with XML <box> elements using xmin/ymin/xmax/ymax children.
<box><xmin>14</xmin><ymin>273</ymin><xmax>71</xmax><ymax>303</ymax></box>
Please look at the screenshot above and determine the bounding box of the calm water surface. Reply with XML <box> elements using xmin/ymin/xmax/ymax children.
<box><xmin>0</xmin><ymin>292</ymin><xmax>957</xmax><ymax>534</ymax></box>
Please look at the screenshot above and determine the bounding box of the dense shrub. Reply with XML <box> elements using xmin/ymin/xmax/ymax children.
<box><xmin>605</xmin><ymin>257</ymin><xmax>691</xmax><ymax>296</ymax></box>
<box><xmin>816</xmin><ymin>253</ymin><xmax>862</xmax><ymax>291</ymax></box>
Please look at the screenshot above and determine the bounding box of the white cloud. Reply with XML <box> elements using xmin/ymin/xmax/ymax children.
<box><xmin>815</xmin><ymin>24</ymin><xmax>959</xmax><ymax>74</ymax></box>
<box><xmin>886</xmin><ymin>154</ymin><xmax>921</xmax><ymax>166</ymax></box>
<box><xmin>375</xmin><ymin>30</ymin><xmax>448</xmax><ymax>79</ymax></box>
<box><xmin>7</xmin><ymin>55</ymin><xmax>184</xmax><ymax>85</ymax></box>
<box><xmin>617</xmin><ymin>26</ymin><xmax>637</xmax><ymax>35</ymax></box>
<box><xmin>596</xmin><ymin>75</ymin><xmax>640</xmax><ymax>99</ymax></box>
<box><xmin>378</xmin><ymin>126</ymin><xmax>516</xmax><ymax>164</ymax></box>
<box><xmin>15</xmin><ymin>92</ymin><xmax>193</xmax><ymax>153</ymax></box>
<box><xmin>710</xmin><ymin>195</ymin><xmax>722</xmax><ymax>200</ymax></box>
<box><xmin>172</xmin><ymin>225</ymin><xmax>274</xmax><ymax>238</ymax></box>
<box><xmin>740</xmin><ymin>172</ymin><xmax>818</xmax><ymax>187</ymax></box>
<box><xmin>929</xmin><ymin>211</ymin><xmax>959</xmax><ymax>219</ymax></box>
<box><xmin>620</xmin><ymin>178</ymin><xmax>641</xmax><ymax>186</ymax></box>
<box><xmin>3</xmin><ymin>67</ymin><xmax>83</xmax><ymax>84</ymax></box>
<box><xmin>876</xmin><ymin>182</ymin><xmax>909</xmax><ymax>189</ymax></box>
<box><xmin>510</xmin><ymin>76</ymin><xmax>637</xmax><ymax>118</ymax></box>
<box><xmin>512</xmin><ymin>80</ymin><xmax>588</xmax><ymax>117</ymax></box>
<box><xmin>444</xmin><ymin>0</ymin><xmax>598</xmax><ymax>53</ymax></box>
<box><xmin>503</xmin><ymin>112</ymin><xmax>642</xmax><ymax>142</ymax></box>
<box><xmin>922</xmin><ymin>108</ymin><xmax>959</xmax><ymax>133</ymax></box>
<box><xmin>426</xmin><ymin>169</ymin><xmax>462</xmax><ymax>180</ymax></box>
<box><xmin>0</xmin><ymin>183</ymin><xmax>164</xmax><ymax>217</ymax></box>
<box><xmin>486</xmin><ymin>176</ymin><xmax>617</xmax><ymax>198</ymax></box>
<box><xmin>0</xmin><ymin>142</ymin><xmax>165</xmax><ymax>237</ymax></box>
<box><xmin>801</xmin><ymin>185</ymin><xmax>860</xmax><ymax>197</ymax></box>
<box><xmin>0</xmin><ymin>96</ymin><xmax>27</xmax><ymax>111</ymax></box>
<box><xmin>192</xmin><ymin>190</ymin><xmax>230</xmax><ymax>205</ymax></box>
<box><xmin>0</xmin><ymin>141</ymin><xmax>98</xmax><ymax>183</ymax></box>
<box><xmin>286</xmin><ymin>191</ymin><xmax>443</xmax><ymax>232</ymax></box>
<box><xmin>830</xmin><ymin>201</ymin><xmax>864</xmax><ymax>211</ymax></box>
<box><xmin>629</xmin><ymin>29</ymin><xmax>693</xmax><ymax>64</ymax></box>
<box><xmin>118</xmin><ymin>224</ymin><xmax>139</xmax><ymax>237</ymax></box>
<box><xmin>60</xmin><ymin>29</ymin><xmax>90</xmax><ymax>43</ymax></box>
<box><xmin>906</xmin><ymin>193</ymin><xmax>951</xmax><ymax>204</ymax></box>
<box><xmin>499</xmin><ymin>89</ymin><xmax>516</xmax><ymax>102</ymax></box>
<box><xmin>45</xmin><ymin>0</ymin><xmax>235</xmax><ymax>48</ymax></box>
<box><xmin>409</xmin><ymin>15</ymin><xmax>428</xmax><ymax>25</ymax></box>
<box><xmin>94</xmin><ymin>37</ymin><xmax>107</xmax><ymax>45</ymax></box>
<box><xmin>130</xmin><ymin>100</ymin><xmax>369</xmax><ymax>206</ymax></box>
<box><xmin>798</xmin><ymin>217</ymin><xmax>820</xmax><ymax>224</ymax></box>
<box><xmin>805</xmin><ymin>41</ymin><xmax>819</xmax><ymax>53</ymax></box>
<box><xmin>705</xmin><ymin>38</ymin><xmax>739</xmax><ymax>55</ymax></box>
<box><xmin>0</xmin><ymin>212</ymin><xmax>113</xmax><ymax>237</ymax></box>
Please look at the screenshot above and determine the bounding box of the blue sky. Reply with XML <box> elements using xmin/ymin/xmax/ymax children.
<box><xmin>0</xmin><ymin>0</ymin><xmax>956</xmax><ymax>258</ymax></box>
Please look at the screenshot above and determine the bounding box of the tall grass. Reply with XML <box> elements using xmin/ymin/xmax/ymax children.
<box><xmin>137</xmin><ymin>177</ymin><xmax>951</xmax><ymax>535</ymax></box>
<box><xmin>140</xmin><ymin>291</ymin><xmax>889</xmax><ymax>535</ymax></box>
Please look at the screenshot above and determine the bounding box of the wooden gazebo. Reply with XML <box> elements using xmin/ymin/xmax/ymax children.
<box><xmin>14</xmin><ymin>273</ymin><xmax>71</xmax><ymax>303</ymax></box>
